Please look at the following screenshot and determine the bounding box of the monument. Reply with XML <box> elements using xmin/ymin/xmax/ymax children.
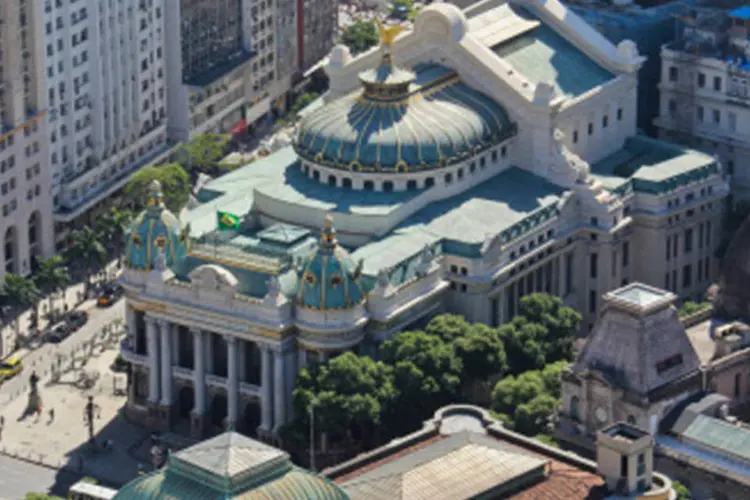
<box><xmin>27</xmin><ymin>371</ymin><xmax>42</xmax><ymax>415</ymax></box>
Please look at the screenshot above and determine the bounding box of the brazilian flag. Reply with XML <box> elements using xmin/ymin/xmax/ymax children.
<box><xmin>217</xmin><ymin>211</ymin><xmax>241</xmax><ymax>231</ymax></box>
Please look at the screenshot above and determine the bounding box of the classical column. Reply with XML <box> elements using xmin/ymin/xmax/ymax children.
<box><xmin>192</xmin><ymin>328</ymin><xmax>206</xmax><ymax>415</ymax></box>
<box><xmin>146</xmin><ymin>317</ymin><xmax>160</xmax><ymax>404</ymax></box>
<box><xmin>159</xmin><ymin>320</ymin><xmax>173</xmax><ymax>406</ymax></box>
<box><xmin>285</xmin><ymin>350</ymin><xmax>296</xmax><ymax>421</ymax></box>
<box><xmin>260</xmin><ymin>345</ymin><xmax>273</xmax><ymax>432</ymax></box>
<box><xmin>126</xmin><ymin>307</ymin><xmax>137</xmax><ymax>341</ymax></box>
<box><xmin>273</xmin><ymin>349</ymin><xmax>285</xmax><ymax>430</ymax></box>
<box><xmin>226</xmin><ymin>335</ymin><xmax>239</xmax><ymax>427</ymax></box>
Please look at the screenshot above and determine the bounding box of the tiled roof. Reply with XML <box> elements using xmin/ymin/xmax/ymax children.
<box><xmin>506</xmin><ymin>461</ymin><xmax>607</xmax><ymax>500</ymax></box>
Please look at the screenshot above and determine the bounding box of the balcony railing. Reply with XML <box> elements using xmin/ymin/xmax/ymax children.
<box><xmin>120</xmin><ymin>339</ymin><xmax>148</xmax><ymax>365</ymax></box>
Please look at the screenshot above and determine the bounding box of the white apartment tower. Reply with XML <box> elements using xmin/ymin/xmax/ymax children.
<box><xmin>43</xmin><ymin>0</ymin><xmax>170</xmax><ymax>244</ymax></box>
<box><xmin>0</xmin><ymin>0</ymin><xmax>55</xmax><ymax>278</ymax></box>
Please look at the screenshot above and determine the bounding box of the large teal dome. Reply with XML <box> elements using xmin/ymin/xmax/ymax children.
<box><xmin>297</xmin><ymin>216</ymin><xmax>365</xmax><ymax>310</ymax></box>
<box><xmin>125</xmin><ymin>180</ymin><xmax>189</xmax><ymax>271</ymax></box>
<box><xmin>294</xmin><ymin>62</ymin><xmax>515</xmax><ymax>172</ymax></box>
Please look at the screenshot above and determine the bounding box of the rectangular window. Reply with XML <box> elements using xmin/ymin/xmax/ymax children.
<box><xmin>589</xmin><ymin>290</ymin><xmax>597</xmax><ymax>313</ymax></box>
<box><xmin>669</xmin><ymin>67</ymin><xmax>678</xmax><ymax>82</ymax></box>
<box><xmin>565</xmin><ymin>253</ymin><xmax>574</xmax><ymax>295</ymax></box>
<box><xmin>590</xmin><ymin>253</ymin><xmax>598</xmax><ymax>279</ymax></box>
<box><xmin>507</xmin><ymin>282</ymin><xmax>516</xmax><ymax>320</ymax></box>
<box><xmin>656</xmin><ymin>354</ymin><xmax>683</xmax><ymax>374</ymax></box>
<box><xmin>713</xmin><ymin>109</ymin><xmax>721</xmax><ymax>125</ymax></box>
<box><xmin>588</xmin><ymin>123</ymin><xmax>594</xmax><ymax>135</ymax></box>
<box><xmin>668</xmin><ymin>100</ymin><xmax>677</xmax><ymax>117</ymax></box>
<box><xmin>572</xmin><ymin>130</ymin><xmax>578</xmax><ymax>144</ymax></box>
<box><xmin>714</xmin><ymin>76</ymin><xmax>722</xmax><ymax>91</ymax></box>
<box><xmin>673</xmin><ymin>234</ymin><xmax>678</xmax><ymax>258</ymax></box>
<box><xmin>602</xmin><ymin>115</ymin><xmax>608</xmax><ymax>128</ymax></box>
<box><xmin>706</xmin><ymin>221</ymin><xmax>711</xmax><ymax>245</ymax></box>
<box><xmin>683</xmin><ymin>264</ymin><xmax>692</xmax><ymax>288</ymax></box>
<box><xmin>698</xmin><ymin>223</ymin><xmax>704</xmax><ymax>249</ymax></box>
<box><xmin>684</xmin><ymin>228</ymin><xmax>693</xmax><ymax>253</ymax></box>
<box><xmin>617</xmin><ymin>108</ymin><xmax>623</xmax><ymax>121</ymax></box>
<box><xmin>735</xmin><ymin>373</ymin><xmax>741</xmax><ymax>398</ymax></box>
<box><xmin>697</xmin><ymin>106</ymin><xmax>704</xmax><ymax>122</ymax></box>
<box><xmin>729</xmin><ymin>112</ymin><xmax>737</xmax><ymax>132</ymax></box>
<box><xmin>672</xmin><ymin>270</ymin><xmax>677</xmax><ymax>292</ymax></box>
<box><xmin>622</xmin><ymin>241</ymin><xmax>630</xmax><ymax>267</ymax></box>
<box><xmin>704</xmin><ymin>257</ymin><xmax>711</xmax><ymax>281</ymax></box>
<box><xmin>697</xmin><ymin>259</ymin><xmax>703</xmax><ymax>282</ymax></box>
<box><xmin>666</xmin><ymin>238</ymin><xmax>671</xmax><ymax>261</ymax></box>
<box><xmin>612</xmin><ymin>252</ymin><xmax>617</xmax><ymax>277</ymax></box>
<box><xmin>698</xmin><ymin>73</ymin><xmax>706</xmax><ymax>87</ymax></box>
<box><xmin>665</xmin><ymin>272</ymin><xmax>670</xmax><ymax>289</ymax></box>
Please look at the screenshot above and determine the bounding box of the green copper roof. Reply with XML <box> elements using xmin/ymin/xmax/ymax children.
<box><xmin>295</xmin><ymin>63</ymin><xmax>515</xmax><ymax>172</ymax></box>
<box><xmin>491</xmin><ymin>8</ymin><xmax>614</xmax><ymax>98</ymax></box>
<box><xmin>114</xmin><ymin>432</ymin><xmax>350</xmax><ymax>499</ymax></box>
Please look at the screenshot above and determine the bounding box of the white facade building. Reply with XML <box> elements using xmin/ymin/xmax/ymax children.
<box><xmin>0</xmin><ymin>0</ymin><xmax>55</xmax><ymax>280</ymax></box>
<box><xmin>655</xmin><ymin>6</ymin><xmax>750</xmax><ymax>201</ymax></box>
<box><xmin>119</xmin><ymin>0</ymin><xmax>729</xmax><ymax>440</ymax></box>
<box><xmin>42</xmin><ymin>0</ymin><xmax>170</xmax><ymax>242</ymax></box>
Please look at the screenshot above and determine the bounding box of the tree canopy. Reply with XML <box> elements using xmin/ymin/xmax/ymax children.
<box><xmin>340</xmin><ymin>21</ymin><xmax>379</xmax><ymax>56</ymax></box>
<box><xmin>125</xmin><ymin>162</ymin><xmax>191</xmax><ymax>213</ymax></box>
<box><xmin>178</xmin><ymin>132</ymin><xmax>232</xmax><ymax>178</ymax></box>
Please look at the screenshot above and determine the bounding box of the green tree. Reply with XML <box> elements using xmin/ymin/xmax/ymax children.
<box><xmin>678</xmin><ymin>300</ymin><xmax>711</xmax><ymax>318</ymax></box>
<box><xmin>491</xmin><ymin>370</ymin><xmax>545</xmax><ymax>417</ymax></box>
<box><xmin>98</xmin><ymin>206</ymin><xmax>133</xmax><ymax>269</ymax></box>
<box><xmin>25</xmin><ymin>494</ymin><xmax>64</xmax><ymax>500</ymax></box>
<box><xmin>125</xmin><ymin>163</ymin><xmax>191</xmax><ymax>214</ymax></box>
<box><xmin>424</xmin><ymin>314</ymin><xmax>472</xmax><ymax>343</ymax></box>
<box><xmin>2</xmin><ymin>273</ymin><xmax>39</xmax><ymax>347</ymax></box>
<box><xmin>292</xmin><ymin>352</ymin><xmax>397</xmax><ymax>446</ymax></box>
<box><xmin>452</xmin><ymin>323</ymin><xmax>507</xmax><ymax>383</ymax></box>
<box><xmin>340</xmin><ymin>21</ymin><xmax>379</xmax><ymax>56</ymax></box>
<box><xmin>514</xmin><ymin>393</ymin><xmax>559</xmax><ymax>436</ymax></box>
<box><xmin>33</xmin><ymin>256</ymin><xmax>69</xmax><ymax>325</ymax></box>
<box><xmin>179</xmin><ymin>132</ymin><xmax>231</xmax><ymax>178</ymax></box>
<box><xmin>289</xmin><ymin>92</ymin><xmax>319</xmax><ymax>118</ymax></box>
<box><xmin>65</xmin><ymin>227</ymin><xmax>106</xmax><ymax>298</ymax></box>
<box><xmin>516</xmin><ymin>293</ymin><xmax>581</xmax><ymax>363</ymax></box>
<box><xmin>380</xmin><ymin>331</ymin><xmax>463</xmax><ymax>434</ymax></box>
<box><xmin>499</xmin><ymin>320</ymin><xmax>547</xmax><ymax>375</ymax></box>
<box><xmin>672</xmin><ymin>481</ymin><xmax>691</xmax><ymax>500</ymax></box>
<box><xmin>539</xmin><ymin>360</ymin><xmax>569</xmax><ymax>398</ymax></box>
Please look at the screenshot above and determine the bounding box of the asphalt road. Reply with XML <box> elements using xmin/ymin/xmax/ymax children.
<box><xmin>0</xmin><ymin>453</ymin><xmax>79</xmax><ymax>499</ymax></box>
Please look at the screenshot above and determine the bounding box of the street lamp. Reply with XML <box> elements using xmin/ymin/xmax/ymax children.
<box><xmin>308</xmin><ymin>397</ymin><xmax>319</xmax><ymax>472</ymax></box>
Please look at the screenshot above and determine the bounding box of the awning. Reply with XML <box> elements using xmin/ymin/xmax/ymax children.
<box><xmin>229</xmin><ymin>119</ymin><xmax>247</xmax><ymax>135</ymax></box>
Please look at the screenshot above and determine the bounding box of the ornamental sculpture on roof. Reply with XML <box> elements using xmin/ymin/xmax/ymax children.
<box><xmin>377</xmin><ymin>21</ymin><xmax>405</xmax><ymax>47</ymax></box>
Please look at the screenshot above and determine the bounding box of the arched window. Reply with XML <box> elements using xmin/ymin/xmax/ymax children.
<box><xmin>425</xmin><ymin>177</ymin><xmax>435</xmax><ymax>188</ymax></box>
<box><xmin>406</xmin><ymin>180</ymin><xmax>417</xmax><ymax>191</ymax></box>
<box><xmin>342</xmin><ymin>178</ymin><xmax>352</xmax><ymax>189</ymax></box>
<box><xmin>328</xmin><ymin>175</ymin><xmax>337</xmax><ymax>187</ymax></box>
<box><xmin>312</xmin><ymin>170</ymin><xmax>320</xmax><ymax>182</ymax></box>
<box><xmin>444</xmin><ymin>173</ymin><xmax>453</xmax><ymax>184</ymax></box>
<box><xmin>570</xmin><ymin>396</ymin><xmax>580</xmax><ymax>421</ymax></box>
<box><xmin>383</xmin><ymin>181</ymin><xmax>394</xmax><ymax>192</ymax></box>
<box><xmin>363</xmin><ymin>180</ymin><xmax>374</xmax><ymax>191</ymax></box>
<box><xmin>627</xmin><ymin>415</ymin><xmax>637</xmax><ymax>425</ymax></box>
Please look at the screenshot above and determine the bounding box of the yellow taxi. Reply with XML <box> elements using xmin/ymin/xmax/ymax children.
<box><xmin>0</xmin><ymin>357</ymin><xmax>23</xmax><ymax>383</ymax></box>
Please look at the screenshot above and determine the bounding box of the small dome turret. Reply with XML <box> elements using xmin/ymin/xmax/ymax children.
<box><xmin>125</xmin><ymin>180</ymin><xmax>189</xmax><ymax>271</ymax></box>
<box><xmin>296</xmin><ymin>215</ymin><xmax>365</xmax><ymax>310</ymax></box>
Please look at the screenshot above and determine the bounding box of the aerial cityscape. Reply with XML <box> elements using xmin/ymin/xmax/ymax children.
<box><xmin>0</xmin><ymin>0</ymin><xmax>749</xmax><ymax>499</ymax></box>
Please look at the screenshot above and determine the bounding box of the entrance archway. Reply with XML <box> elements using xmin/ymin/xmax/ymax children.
<box><xmin>178</xmin><ymin>386</ymin><xmax>194</xmax><ymax>418</ymax></box>
<box><xmin>242</xmin><ymin>400</ymin><xmax>262</xmax><ymax>437</ymax></box>
<box><xmin>210</xmin><ymin>393</ymin><xmax>228</xmax><ymax>429</ymax></box>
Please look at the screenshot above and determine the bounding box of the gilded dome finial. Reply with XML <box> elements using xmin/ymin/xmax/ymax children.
<box><xmin>147</xmin><ymin>180</ymin><xmax>164</xmax><ymax>208</ymax></box>
<box><xmin>320</xmin><ymin>214</ymin><xmax>337</xmax><ymax>247</ymax></box>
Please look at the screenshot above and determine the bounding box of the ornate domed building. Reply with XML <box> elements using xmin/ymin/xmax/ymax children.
<box><xmin>114</xmin><ymin>431</ymin><xmax>349</xmax><ymax>499</ymax></box>
<box><xmin>125</xmin><ymin>180</ymin><xmax>189</xmax><ymax>271</ymax></box>
<box><xmin>119</xmin><ymin>2</ymin><xmax>727</xmax><ymax>440</ymax></box>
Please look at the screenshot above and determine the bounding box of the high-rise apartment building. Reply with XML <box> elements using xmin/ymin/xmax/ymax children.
<box><xmin>43</xmin><ymin>0</ymin><xmax>171</xmax><ymax>244</ymax></box>
<box><xmin>296</xmin><ymin>0</ymin><xmax>337</xmax><ymax>74</ymax></box>
<box><xmin>0</xmin><ymin>0</ymin><xmax>55</xmax><ymax>277</ymax></box>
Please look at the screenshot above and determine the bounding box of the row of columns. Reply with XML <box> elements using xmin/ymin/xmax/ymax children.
<box><xmin>138</xmin><ymin>312</ymin><xmax>291</xmax><ymax>432</ymax></box>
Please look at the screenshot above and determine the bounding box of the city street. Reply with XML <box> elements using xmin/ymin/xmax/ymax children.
<box><xmin>0</xmin><ymin>453</ymin><xmax>76</xmax><ymax>499</ymax></box>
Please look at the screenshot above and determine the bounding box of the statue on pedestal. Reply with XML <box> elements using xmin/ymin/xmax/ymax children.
<box><xmin>27</xmin><ymin>371</ymin><xmax>42</xmax><ymax>416</ymax></box>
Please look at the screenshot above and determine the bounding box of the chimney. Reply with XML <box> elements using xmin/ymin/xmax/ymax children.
<box><xmin>596</xmin><ymin>423</ymin><xmax>654</xmax><ymax>496</ymax></box>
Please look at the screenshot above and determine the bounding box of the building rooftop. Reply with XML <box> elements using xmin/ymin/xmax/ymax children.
<box><xmin>682</xmin><ymin>414</ymin><xmax>750</xmax><ymax>463</ymax></box>
<box><xmin>325</xmin><ymin>406</ymin><xmax>611</xmax><ymax>500</ymax></box>
<box><xmin>490</xmin><ymin>7</ymin><xmax>614</xmax><ymax>98</ymax></box>
<box><xmin>610</xmin><ymin>283</ymin><xmax>671</xmax><ymax>308</ymax></box>
<box><xmin>590</xmin><ymin>136</ymin><xmax>717</xmax><ymax>193</ymax></box>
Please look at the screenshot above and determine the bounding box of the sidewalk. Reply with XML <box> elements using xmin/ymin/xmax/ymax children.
<box><xmin>1</xmin><ymin>260</ymin><xmax>120</xmax><ymax>360</ymax></box>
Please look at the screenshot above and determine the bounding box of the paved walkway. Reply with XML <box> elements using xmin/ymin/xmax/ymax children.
<box><xmin>0</xmin><ymin>345</ymin><xmax>198</xmax><ymax>489</ymax></box>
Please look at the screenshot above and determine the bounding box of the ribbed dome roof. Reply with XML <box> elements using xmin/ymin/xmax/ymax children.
<box><xmin>125</xmin><ymin>180</ymin><xmax>189</xmax><ymax>271</ymax></box>
<box><xmin>294</xmin><ymin>63</ymin><xmax>514</xmax><ymax>172</ymax></box>
<box><xmin>296</xmin><ymin>215</ymin><xmax>365</xmax><ymax>311</ymax></box>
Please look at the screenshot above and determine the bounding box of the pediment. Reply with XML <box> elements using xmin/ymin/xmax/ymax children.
<box><xmin>189</xmin><ymin>264</ymin><xmax>239</xmax><ymax>294</ymax></box>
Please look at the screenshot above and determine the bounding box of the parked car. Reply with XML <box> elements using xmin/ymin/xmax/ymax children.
<box><xmin>0</xmin><ymin>357</ymin><xmax>23</xmax><ymax>383</ymax></box>
<box><xmin>97</xmin><ymin>283</ymin><xmax>123</xmax><ymax>308</ymax></box>
<box><xmin>66</xmin><ymin>310</ymin><xmax>88</xmax><ymax>330</ymax></box>
<box><xmin>45</xmin><ymin>324</ymin><xmax>70</xmax><ymax>344</ymax></box>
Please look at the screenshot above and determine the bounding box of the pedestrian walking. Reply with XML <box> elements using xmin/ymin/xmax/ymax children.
<box><xmin>49</xmin><ymin>408</ymin><xmax>55</xmax><ymax>423</ymax></box>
